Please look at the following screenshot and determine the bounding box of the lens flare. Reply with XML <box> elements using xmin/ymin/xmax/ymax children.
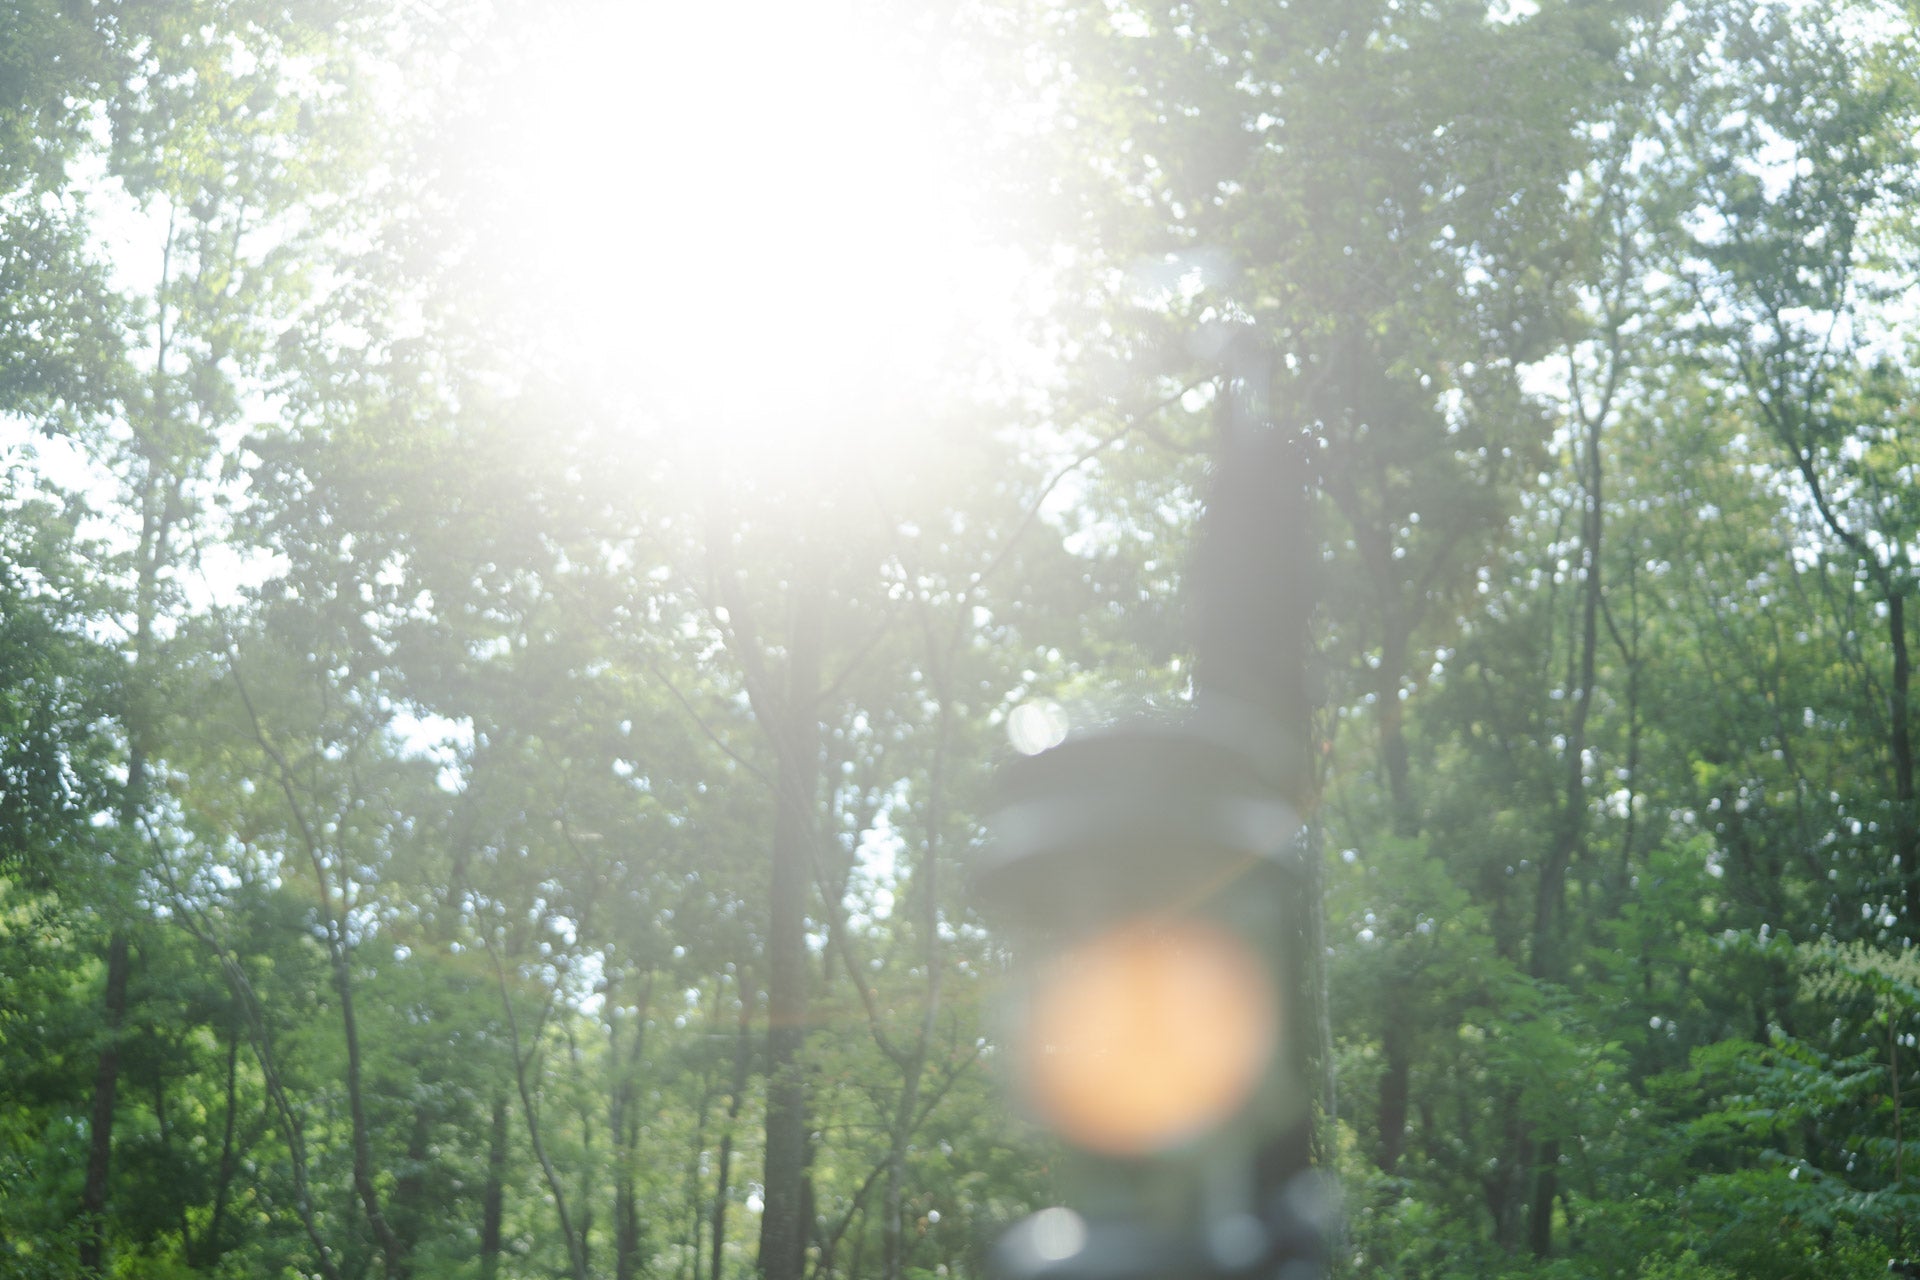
<box><xmin>1018</xmin><ymin>917</ymin><xmax>1278</xmax><ymax>1155</ymax></box>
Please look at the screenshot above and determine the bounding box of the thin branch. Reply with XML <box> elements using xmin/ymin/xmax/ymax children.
<box><xmin>640</xmin><ymin>641</ymin><xmax>774</xmax><ymax>787</ymax></box>
<box><xmin>963</xmin><ymin>379</ymin><xmax>1204</xmax><ymax>603</ymax></box>
<box><xmin>487</xmin><ymin>935</ymin><xmax>590</xmax><ymax>1280</ymax></box>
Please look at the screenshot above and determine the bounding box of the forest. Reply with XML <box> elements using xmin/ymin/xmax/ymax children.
<box><xmin>3</xmin><ymin>0</ymin><xmax>1920</xmax><ymax>1276</ymax></box>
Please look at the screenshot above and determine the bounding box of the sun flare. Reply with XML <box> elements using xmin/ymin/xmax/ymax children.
<box><xmin>465</xmin><ymin>1</ymin><xmax>1028</xmax><ymax>470</ymax></box>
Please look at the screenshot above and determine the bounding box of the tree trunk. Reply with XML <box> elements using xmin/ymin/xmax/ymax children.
<box><xmin>1892</xmin><ymin>593</ymin><xmax>1917</xmax><ymax>932</ymax></box>
<box><xmin>1376</xmin><ymin>1012</ymin><xmax>1410</xmax><ymax>1175</ymax></box>
<box><xmin>391</xmin><ymin>1088</ymin><xmax>436</xmax><ymax>1261</ymax></box>
<box><xmin>229</xmin><ymin>653</ymin><xmax>410</xmax><ymax>1278</ymax></box>
<box><xmin>759</xmin><ymin>595</ymin><xmax>822</xmax><ymax>1280</ymax></box>
<box><xmin>1305</xmin><ymin>814</ymin><xmax>1337</xmax><ymax>1164</ymax></box>
<box><xmin>1529</xmin><ymin>1140</ymin><xmax>1560</xmax><ymax>1257</ymax></box>
<box><xmin>77</xmin><ymin>930</ymin><xmax>131</xmax><ymax>1275</ymax></box>
<box><xmin>760</xmin><ymin>805</ymin><xmax>814</xmax><ymax>1280</ymax></box>
<box><xmin>1526</xmin><ymin>390</ymin><xmax>1605</xmax><ymax>1260</ymax></box>
<box><xmin>480</xmin><ymin>1092</ymin><xmax>509</xmax><ymax>1280</ymax></box>
<box><xmin>577</xmin><ymin>1106</ymin><xmax>595</xmax><ymax>1279</ymax></box>
<box><xmin>1533</xmin><ymin>434</ymin><xmax>1602</xmax><ymax>984</ymax></box>
<box><xmin>761</xmin><ymin>845</ymin><xmax>816</xmax><ymax>1280</ymax></box>
<box><xmin>713</xmin><ymin>981</ymin><xmax>755</xmax><ymax>1280</ymax></box>
<box><xmin>882</xmin><ymin>688</ymin><xmax>954</xmax><ymax>1280</ymax></box>
<box><xmin>1487</xmin><ymin>1099</ymin><xmax>1529</xmax><ymax>1251</ymax></box>
<box><xmin>1379</xmin><ymin>621</ymin><xmax>1416</xmax><ymax>839</ymax></box>
<box><xmin>613</xmin><ymin>976</ymin><xmax>654</xmax><ymax>1280</ymax></box>
<box><xmin>334</xmin><ymin>947</ymin><xmax>412</xmax><ymax>1279</ymax></box>
<box><xmin>616</xmin><ymin>1111</ymin><xmax>642</xmax><ymax>1280</ymax></box>
<box><xmin>492</xmin><ymin>942</ymin><xmax>590</xmax><ymax>1280</ymax></box>
<box><xmin>195</xmin><ymin>1029</ymin><xmax>242</xmax><ymax>1269</ymax></box>
<box><xmin>882</xmin><ymin>1047</ymin><xmax>927</xmax><ymax>1280</ymax></box>
<box><xmin>79</xmin><ymin>459</ymin><xmax>164</xmax><ymax>1274</ymax></box>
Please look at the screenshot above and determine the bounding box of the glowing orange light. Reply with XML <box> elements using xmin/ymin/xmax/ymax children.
<box><xmin>1018</xmin><ymin>917</ymin><xmax>1278</xmax><ymax>1155</ymax></box>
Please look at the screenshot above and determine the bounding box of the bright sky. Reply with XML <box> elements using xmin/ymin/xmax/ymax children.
<box><xmin>471</xmin><ymin>1</ymin><xmax>1039</xmax><ymax>465</ymax></box>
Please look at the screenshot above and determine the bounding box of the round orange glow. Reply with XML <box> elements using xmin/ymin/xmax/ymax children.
<box><xmin>1018</xmin><ymin>918</ymin><xmax>1278</xmax><ymax>1155</ymax></box>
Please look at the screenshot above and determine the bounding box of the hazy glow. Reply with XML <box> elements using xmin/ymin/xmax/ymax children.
<box><xmin>1018</xmin><ymin>918</ymin><xmax>1277</xmax><ymax>1155</ymax></box>
<box><xmin>1025</xmin><ymin>1208</ymin><xmax>1088</xmax><ymax>1262</ymax></box>
<box><xmin>479</xmin><ymin>2</ymin><xmax>1024</xmax><ymax>466</ymax></box>
<box><xmin>1007</xmin><ymin>699</ymin><xmax>1070</xmax><ymax>754</ymax></box>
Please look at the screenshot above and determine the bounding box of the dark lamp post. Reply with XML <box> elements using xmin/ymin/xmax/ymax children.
<box><xmin>977</xmin><ymin>707</ymin><xmax>1306</xmax><ymax>930</ymax></box>
<box><xmin>977</xmin><ymin>332</ymin><xmax>1330</xmax><ymax>1280</ymax></box>
<box><xmin>978</xmin><ymin>707</ymin><xmax>1328</xmax><ymax>1280</ymax></box>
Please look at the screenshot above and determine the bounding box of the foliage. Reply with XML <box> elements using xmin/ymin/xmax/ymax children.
<box><xmin>5</xmin><ymin>1</ymin><xmax>1920</xmax><ymax>1278</ymax></box>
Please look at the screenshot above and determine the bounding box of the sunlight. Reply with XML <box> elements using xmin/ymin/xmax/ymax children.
<box><xmin>469</xmin><ymin>1</ymin><xmax>1027</xmax><ymax>474</ymax></box>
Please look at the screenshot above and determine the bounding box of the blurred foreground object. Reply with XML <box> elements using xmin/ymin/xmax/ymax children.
<box><xmin>975</xmin><ymin>334</ymin><xmax>1333</xmax><ymax>1279</ymax></box>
